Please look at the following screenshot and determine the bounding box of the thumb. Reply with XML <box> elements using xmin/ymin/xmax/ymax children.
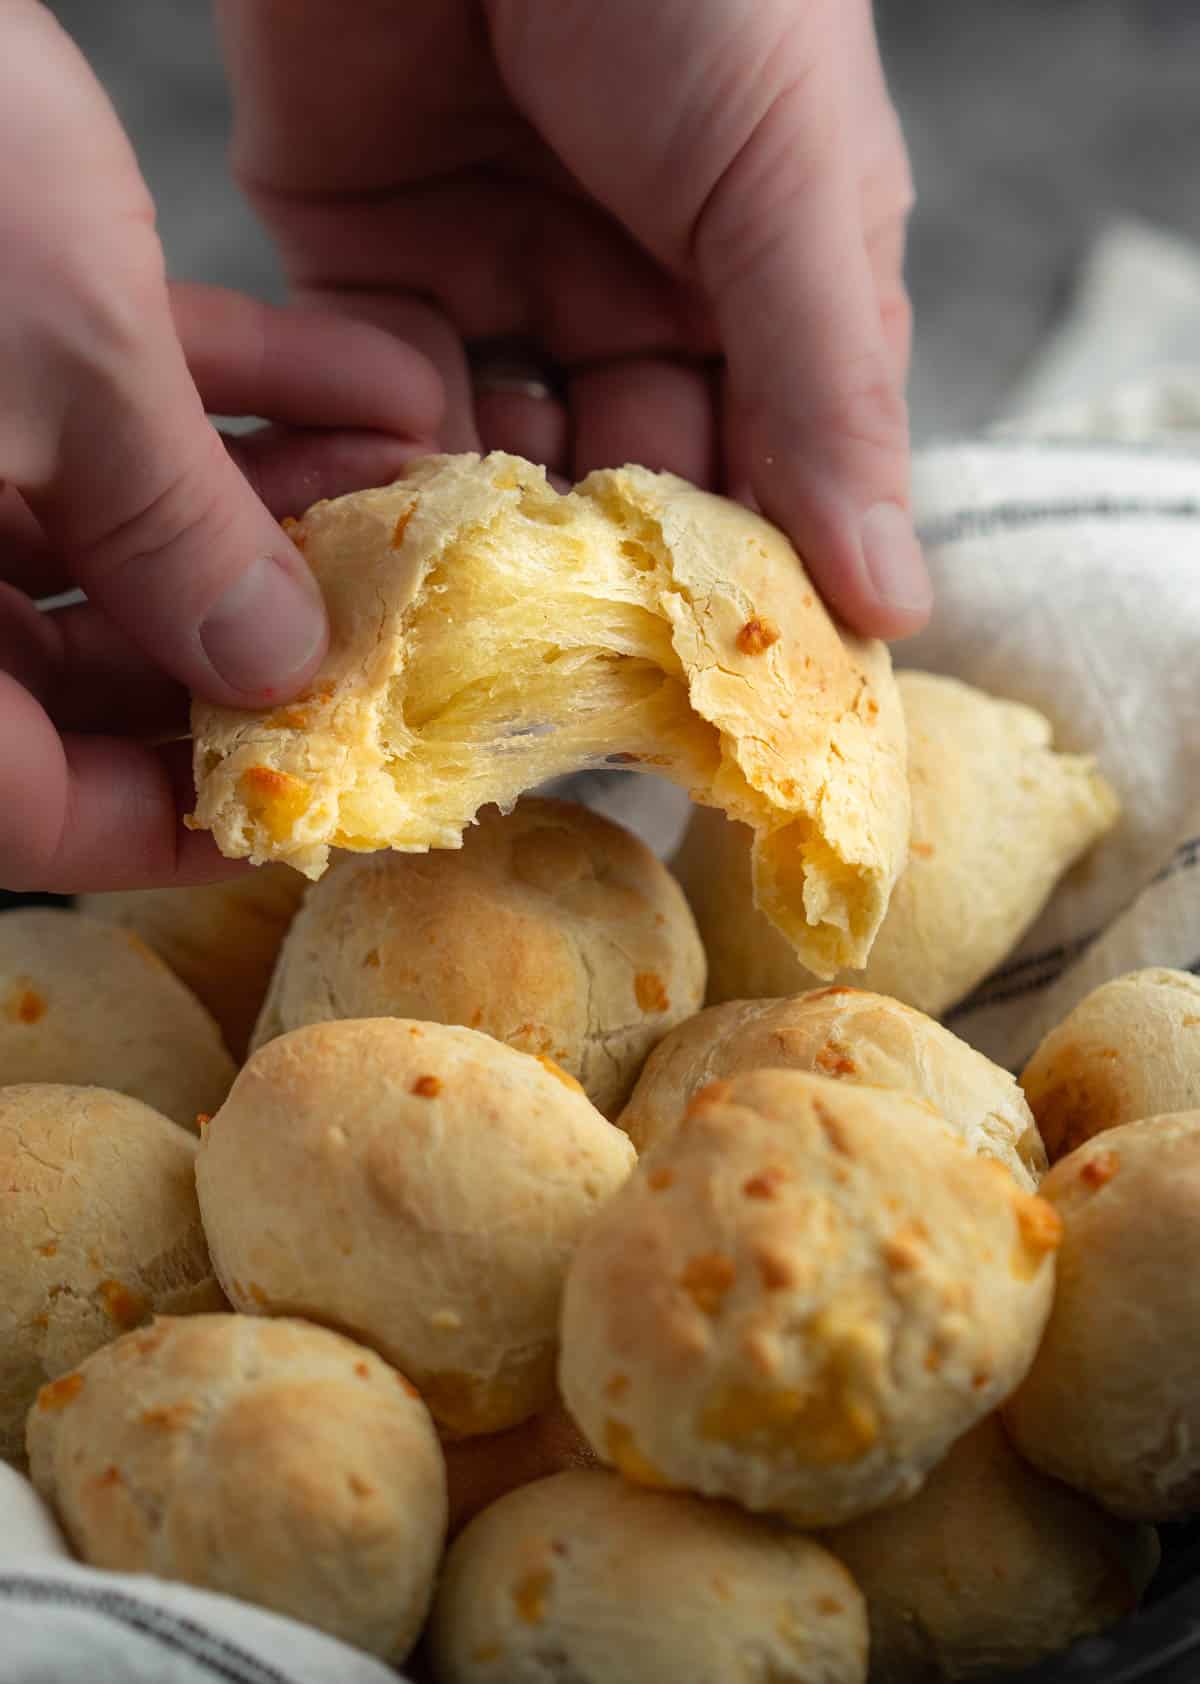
<box><xmin>4</xmin><ymin>0</ymin><xmax>326</xmax><ymax>706</ymax></box>
<box><xmin>27</xmin><ymin>273</ymin><xmax>329</xmax><ymax>706</ymax></box>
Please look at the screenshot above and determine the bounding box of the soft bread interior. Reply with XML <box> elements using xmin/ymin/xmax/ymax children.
<box><xmin>191</xmin><ymin>456</ymin><xmax>906</xmax><ymax>977</ymax></box>
<box><xmin>340</xmin><ymin>480</ymin><xmax>723</xmax><ymax>847</ymax></box>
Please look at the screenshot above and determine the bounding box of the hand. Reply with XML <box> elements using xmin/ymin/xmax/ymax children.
<box><xmin>0</xmin><ymin>2</ymin><xmax>441</xmax><ymax>891</ymax></box>
<box><xmin>218</xmin><ymin>0</ymin><xmax>931</xmax><ymax>637</ymax></box>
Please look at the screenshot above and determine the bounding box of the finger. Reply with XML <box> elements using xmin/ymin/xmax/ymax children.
<box><xmin>848</xmin><ymin>0</ymin><xmax>916</xmax><ymax>384</ymax></box>
<box><xmin>223</xmin><ymin>423</ymin><xmax>437</xmax><ymax>522</ymax></box>
<box><xmin>0</xmin><ymin>583</ymin><xmax>186</xmax><ymax>736</ymax></box>
<box><xmin>569</xmin><ymin>358</ymin><xmax>719</xmax><ymax>487</ymax></box>
<box><xmin>700</xmin><ymin>81</ymin><xmax>931</xmax><ymax>637</ymax></box>
<box><xmin>474</xmin><ymin>380</ymin><xmax>570</xmax><ymax>476</ymax></box>
<box><xmin>295</xmin><ymin>287</ymin><xmax>481</xmax><ymax>454</ymax></box>
<box><xmin>0</xmin><ymin>674</ymin><xmax>241</xmax><ymax>894</ymax></box>
<box><xmin>275</xmin><ymin>186</ymin><xmax>708</xmax><ymax>369</ymax></box>
<box><xmin>0</xmin><ymin>487</ymin><xmax>69</xmax><ymax>599</ymax></box>
<box><xmin>171</xmin><ymin>282</ymin><xmax>445</xmax><ymax>441</ymax></box>
<box><xmin>1</xmin><ymin>414</ymin><xmax>441</xmax><ymax>609</ymax></box>
<box><xmin>29</xmin><ymin>351</ymin><xmax>331</xmax><ymax>709</ymax></box>
<box><xmin>864</xmin><ymin>219</ymin><xmax>913</xmax><ymax>384</ymax></box>
<box><xmin>4</xmin><ymin>5</ymin><xmax>329</xmax><ymax>707</ymax></box>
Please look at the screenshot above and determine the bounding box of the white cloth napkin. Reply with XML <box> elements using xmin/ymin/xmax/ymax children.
<box><xmin>5</xmin><ymin>218</ymin><xmax>1199</xmax><ymax>1680</ymax></box>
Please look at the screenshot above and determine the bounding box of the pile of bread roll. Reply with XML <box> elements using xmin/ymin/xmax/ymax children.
<box><xmin>3</xmin><ymin>460</ymin><xmax>1197</xmax><ymax>1683</ymax></box>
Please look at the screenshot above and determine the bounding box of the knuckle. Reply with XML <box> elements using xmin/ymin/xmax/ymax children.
<box><xmin>72</xmin><ymin>429</ymin><xmax>237</xmax><ymax>612</ymax></box>
<box><xmin>818</xmin><ymin>358</ymin><xmax>911</xmax><ymax>459</ymax></box>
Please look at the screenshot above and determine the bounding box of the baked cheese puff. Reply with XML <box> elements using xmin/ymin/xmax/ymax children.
<box><xmin>620</xmin><ymin>988</ymin><xmax>1045</xmax><ymax>1188</ymax></box>
<box><xmin>1020</xmin><ymin>968</ymin><xmax>1200</xmax><ymax>1160</ymax></box>
<box><xmin>826</xmin><ymin>1416</ymin><xmax>1159</xmax><ymax>1682</ymax></box>
<box><xmin>562</xmin><ymin>1070</ymin><xmax>1059</xmax><ymax>1528</ymax></box>
<box><xmin>197</xmin><ymin>1018</ymin><xmax>635</xmax><ymax>1437</ymax></box>
<box><xmin>0</xmin><ymin>908</ymin><xmax>233</xmax><ymax>1127</ymax></box>
<box><xmin>674</xmin><ymin>673</ymin><xmax>1118</xmax><ymax>1017</ymax></box>
<box><xmin>429</xmin><ymin>1470</ymin><xmax>868</xmax><ymax>1684</ymax></box>
<box><xmin>79</xmin><ymin>867</ymin><xmax>306</xmax><ymax>1061</ymax></box>
<box><xmin>26</xmin><ymin>1314</ymin><xmax>446</xmax><ymax>1662</ymax></box>
<box><xmin>0</xmin><ymin>1083</ymin><xmax>220</xmax><ymax>1467</ymax></box>
<box><xmin>1005</xmin><ymin>1111</ymin><xmax>1200</xmax><ymax>1519</ymax></box>
<box><xmin>190</xmin><ymin>452</ymin><xmax>909</xmax><ymax>980</ymax></box>
<box><xmin>250</xmin><ymin>799</ymin><xmax>705</xmax><ymax>1117</ymax></box>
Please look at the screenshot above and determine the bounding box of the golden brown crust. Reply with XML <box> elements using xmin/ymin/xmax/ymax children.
<box><xmin>561</xmin><ymin>1070</ymin><xmax>1058</xmax><ymax>1528</ymax></box>
<box><xmin>0</xmin><ymin>909</ymin><xmax>234</xmax><ymax>1126</ymax></box>
<box><xmin>190</xmin><ymin>453</ymin><xmax>908</xmax><ymax>978</ymax></box>
<box><xmin>619</xmin><ymin>988</ymin><xmax>1046</xmax><ymax>1187</ymax></box>
<box><xmin>250</xmin><ymin>799</ymin><xmax>705</xmax><ymax>1116</ymax></box>
<box><xmin>1004</xmin><ymin>1110</ymin><xmax>1200</xmax><ymax>1519</ymax></box>
<box><xmin>196</xmin><ymin>1018</ymin><xmax>635</xmax><ymax>1436</ymax></box>
<box><xmin>825</xmin><ymin>1416</ymin><xmax>1159</xmax><ymax>1682</ymax></box>
<box><xmin>674</xmin><ymin>672</ymin><xmax>1119</xmax><ymax>1015</ymax></box>
<box><xmin>1020</xmin><ymin>969</ymin><xmax>1200</xmax><ymax>1160</ymax></box>
<box><xmin>26</xmin><ymin>1314</ymin><xmax>447</xmax><ymax>1662</ymax></box>
<box><xmin>430</xmin><ymin>1469</ymin><xmax>868</xmax><ymax>1684</ymax></box>
<box><xmin>78</xmin><ymin>867</ymin><xmax>306</xmax><ymax>1061</ymax></box>
<box><xmin>0</xmin><ymin>1084</ymin><xmax>217</xmax><ymax>1468</ymax></box>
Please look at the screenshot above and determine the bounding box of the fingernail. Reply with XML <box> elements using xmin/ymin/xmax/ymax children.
<box><xmin>860</xmin><ymin>502</ymin><xmax>933</xmax><ymax>616</ymax></box>
<box><xmin>200</xmin><ymin>556</ymin><xmax>326</xmax><ymax>697</ymax></box>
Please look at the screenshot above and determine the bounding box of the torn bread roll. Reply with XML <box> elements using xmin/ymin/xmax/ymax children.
<box><xmin>189</xmin><ymin>452</ymin><xmax>909</xmax><ymax>979</ymax></box>
<box><xmin>561</xmin><ymin>1070</ymin><xmax>1060</xmax><ymax>1528</ymax></box>
<box><xmin>0</xmin><ymin>908</ymin><xmax>234</xmax><ymax>1128</ymax></box>
<box><xmin>674</xmin><ymin>672</ymin><xmax>1119</xmax><ymax>1015</ymax></box>
<box><xmin>1020</xmin><ymin>968</ymin><xmax>1200</xmax><ymax>1160</ymax></box>
<box><xmin>825</xmin><ymin>1416</ymin><xmax>1159</xmax><ymax>1683</ymax></box>
<box><xmin>1004</xmin><ymin>1111</ymin><xmax>1200</xmax><ymax>1520</ymax></box>
<box><xmin>0</xmin><ymin>1084</ymin><xmax>220</xmax><ymax>1469</ymax></box>
<box><xmin>619</xmin><ymin>987</ymin><xmax>1046</xmax><ymax>1188</ymax></box>
<box><xmin>196</xmin><ymin>1018</ymin><xmax>635</xmax><ymax>1437</ymax></box>
<box><xmin>79</xmin><ymin>867</ymin><xmax>306</xmax><ymax>1062</ymax></box>
<box><xmin>429</xmin><ymin>1469</ymin><xmax>869</xmax><ymax>1684</ymax></box>
<box><xmin>26</xmin><ymin>1314</ymin><xmax>446</xmax><ymax>1662</ymax></box>
<box><xmin>250</xmin><ymin>799</ymin><xmax>705</xmax><ymax>1117</ymax></box>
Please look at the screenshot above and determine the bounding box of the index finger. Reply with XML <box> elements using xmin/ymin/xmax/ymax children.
<box><xmin>0</xmin><ymin>672</ymin><xmax>243</xmax><ymax>893</ymax></box>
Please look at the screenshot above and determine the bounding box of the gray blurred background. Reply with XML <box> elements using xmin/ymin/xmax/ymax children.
<box><xmin>46</xmin><ymin>0</ymin><xmax>1200</xmax><ymax>441</ymax></box>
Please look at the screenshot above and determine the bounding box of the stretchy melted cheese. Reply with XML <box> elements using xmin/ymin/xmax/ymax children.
<box><xmin>190</xmin><ymin>453</ymin><xmax>908</xmax><ymax>977</ymax></box>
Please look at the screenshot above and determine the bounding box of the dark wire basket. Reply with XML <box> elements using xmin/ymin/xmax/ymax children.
<box><xmin>3</xmin><ymin>887</ymin><xmax>1199</xmax><ymax>1683</ymax></box>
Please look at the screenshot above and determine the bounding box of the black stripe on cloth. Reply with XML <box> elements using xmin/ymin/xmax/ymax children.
<box><xmin>944</xmin><ymin>840</ymin><xmax>1200</xmax><ymax>1023</ymax></box>
<box><xmin>919</xmin><ymin>496</ymin><xmax>1200</xmax><ymax>548</ymax></box>
<box><xmin>0</xmin><ymin>1577</ymin><xmax>297</xmax><ymax>1684</ymax></box>
<box><xmin>1153</xmin><ymin>835</ymin><xmax>1200</xmax><ymax>885</ymax></box>
<box><xmin>944</xmin><ymin>931</ymin><xmax>1102</xmax><ymax>1025</ymax></box>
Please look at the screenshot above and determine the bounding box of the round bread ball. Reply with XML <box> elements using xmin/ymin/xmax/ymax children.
<box><xmin>444</xmin><ymin>1397</ymin><xmax>599</xmax><ymax>1539</ymax></box>
<box><xmin>620</xmin><ymin>988</ymin><xmax>1045</xmax><ymax>1188</ymax></box>
<box><xmin>0</xmin><ymin>908</ymin><xmax>234</xmax><ymax>1127</ymax></box>
<box><xmin>197</xmin><ymin>1017</ymin><xmax>635</xmax><ymax>1437</ymax></box>
<box><xmin>26</xmin><ymin>1314</ymin><xmax>446</xmax><ymax>1661</ymax></box>
<box><xmin>561</xmin><ymin>1069</ymin><xmax>1060</xmax><ymax>1528</ymax></box>
<box><xmin>0</xmin><ymin>1084</ymin><xmax>222</xmax><ymax>1468</ymax></box>
<box><xmin>249</xmin><ymin>798</ymin><xmax>706</xmax><ymax>1116</ymax></box>
<box><xmin>1004</xmin><ymin>1111</ymin><xmax>1200</xmax><ymax>1519</ymax></box>
<box><xmin>78</xmin><ymin>867</ymin><xmax>306</xmax><ymax>1061</ymax></box>
<box><xmin>429</xmin><ymin>1469</ymin><xmax>868</xmax><ymax>1684</ymax></box>
<box><xmin>673</xmin><ymin>672</ymin><xmax>1119</xmax><ymax>1018</ymax></box>
<box><xmin>825</xmin><ymin>1416</ymin><xmax>1159</xmax><ymax>1682</ymax></box>
<box><xmin>1020</xmin><ymin>968</ymin><xmax>1200</xmax><ymax>1160</ymax></box>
